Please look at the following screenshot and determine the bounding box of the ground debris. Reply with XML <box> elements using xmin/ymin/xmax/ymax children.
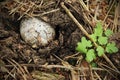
<box><xmin>31</xmin><ymin>71</ymin><xmax>65</xmax><ymax>80</ymax></box>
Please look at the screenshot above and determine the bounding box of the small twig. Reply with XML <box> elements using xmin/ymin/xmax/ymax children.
<box><xmin>103</xmin><ymin>0</ymin><xmax>115</xmax><ymax>23</ymax></box>
<box><xmin>78</xmin><ymin>0</ymin><xmax>89</xmax><ymax>12</ymax></box>
<box><xmin>18</xmin><ymin>2</ymin><xmax>35</xmax><ymax>20</ymax></box>
<box><xmin>7</xmin><ymin>59</ymin><xmax>28</xmax><ymax>80</ymax></box>
<box><xmin>98</xmin><ymin>63</ymin><xmax>119</xmax><ymax>80</ymax></box>
<box><xmin>71</xmin><ymin>70</ymin><xmax>78</xmax><ymax>80</ymax></box>
<box><xmin>60</xmin><ymin>2</ymin><xmax>119</xmax><ymax>72</ymax></box>
<box><xmin>99</xmin><ymin>63</ymin><xmax>120</xmax><ymax>74</ymax></box>
<box><xmin>65</xmin><ymin>2</ymin><xmax>94</xmax><ymax>27</ymax></box>
<box><xmin>3</xmin><ymin>63</ymin><xmax>104</xmax><ymax>71</ymax></box>
<box><xmin>33</xmin><ymin>8</ymin><xmax>60</xmax><ymax>16</ymax></box>
<box><xmin>53</xmin><ymin>54</ymin><xmax>79</xmax><ymax>80</ymax></box>
<box><xmin>64</xmin><ymin>52</ymin><xmax>81</xmax><ymax>59</ymax></box>
<box><xmin>1</xmin><ymin>67</ymin><xmax>15</xmax><ymax>79</ymax></box>
<box><xmin>94</xmin><ymin>4</ymin><xmax>99</xmax><ymax>22</ymax></box>
<box><xmin>102</xmin><ymin>54</ymin><xmax>119</xmax><ymax>71</ymax></box>
<box><xmin>103</xmin><ymin>73</ymin><xmax>108</xmax><ymax>80</ymax></box>
<box><xmin>94</xmin><ymin>71</ymin><xmax>102</xmax><ymax>80</ymax></box>
<box><xmin>14</xmin><ymin>0</ymin><xmax>27</xmax><ymax>5</ymax></box>
<box><xmin>89</xmin><ymin>65</ymin><xmax>94</xmax><ymax>80</ymax></box>
<box><xmin>9</xmin><ymin>3</ymin><xmax>22</xmax><ymax>15</ymax></box>
<box><xmin>5</xmin><ymin>67</ymin><xmax>16</xmax><ymax>80</ymax></box>
<box><xmin>113</xmin><ymin>2</ymin><xmax>119</xmax><ymax>32</ymax></box>
<box><xmin>61</xmin><ymin>2</ymin><xmax>97</xmax><ymax>47</ymax></box>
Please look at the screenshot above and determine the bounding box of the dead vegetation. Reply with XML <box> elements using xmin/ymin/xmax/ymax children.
<box><xmin>0</xmin><ymin>0</ymin><xmax>120</xmax><ymax>80</ymax></box>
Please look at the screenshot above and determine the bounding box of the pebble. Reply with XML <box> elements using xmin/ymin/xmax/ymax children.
<box><xmin>20</xmin><ymin>18</ymin><xmax>55</xmax><ymax>48</ymax></box>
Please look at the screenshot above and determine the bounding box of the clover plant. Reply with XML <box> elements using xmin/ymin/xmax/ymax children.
<box><xmin>76</xmin><ymin>22</ymin><xmax>118</xmax><ymax>63</ymax></box>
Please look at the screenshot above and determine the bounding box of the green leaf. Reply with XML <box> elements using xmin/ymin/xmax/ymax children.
<box><xmin>90</xmin><ymin>34</ymin><xmax>97</xmax><ymax>42</ymax></box>
<box><xmin>96</xmin><ymin>46</ymin><xmax>104</xmax><ymax>56</ymax></box>
<box><xmin>91</xmin><ymin>62</ymin><xmax>97</xmax><ymax>67</ymax></box>
<box><xmin>81</xmin><ymin>37</ymin><xmax>92</xmax><ymax>47</ymax></box>
<box><xmin>86</xmin><ymin>49</ymin><xmax>96</xmax><ymax>62</ymax></box>
<box><xmin>76</xmin><ymin>42</ymin><xmax>87</xmax><ymax>53</ymax></box>
<box><xmin>98</xmin><ymin>36</ymin><xmax>108</xmax><ymax>45</ymax></box>
<box><xmin>105</xmin><ymin>29</ymin><xmax>113</xmax><ymax>37</ymax></box>
<box><xmin>94</xmin><ymin>22</ymin><xmax>103</xmax><ymax>37</ymax></box>
<box><xmin>76</xmin><ymin>37</ymin><xmax>92</xmax><ymax>53</ymax></box>
<box><xmin>106</xmin><ymin>42</ymin><xmax>118</xmax><ymax>53</ymax></box>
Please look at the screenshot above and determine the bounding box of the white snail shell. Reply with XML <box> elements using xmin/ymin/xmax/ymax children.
<box><xmin>20</xmin><ymin>18</ymin><xmax>55</xmax><ymax>48</ymax></box>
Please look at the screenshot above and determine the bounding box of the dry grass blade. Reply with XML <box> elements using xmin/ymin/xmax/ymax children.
<box><xmin>18</xmin><ymin>3</ymin><xmax>35</xmax><ymax>20</ymax></box>
<box><xmin>89</xmin><ymin>65</ymin><xmax>94</xmax><ymax>80</ymax></box>
<box><xmin>4</xmin><ymin>63</ymin><xmax>104</xmax><ymax>71</ymax></box>
<box><xmin>33</xmin><ymin>8</ymin><xmax>60</xmax><ymax>16</ymax></box>
<box><xmin>71</xmin><ymin>70</ymin><xmax>80</xmax><ymax>80</ymax></box>
<box><xmin>2</xmin><ymin>0</ymin><xmax>57</xmax><ymax>20</ymax></box>
<box><xmin>103</xmin><ymin>0</ymin><xmax>115</xmax><ymax>23</ymax></box>
<box><xmin>94</xmin><ymin>71</ymin><xmax>102</xmax><ymax>80</ymax></box>
<box><xmin>7</xmin><ymin>59</ymin><xmax>29</xmax><ymax>80</ymax></box>
<box><xmin>99</xmin><ymin>63</ymin><xmax>120</xmax><ymax>74</ymax></box>
<box><xmin>98</xmin><ymin>63</ymin><xmax>119</xmax><ymax>80</ymax></box>
<box><xmin>78</xmin><ymin>0</ymin><xmax>89</xmax><ymax>12</ymax></box>
<box><xmin>52</xmin><ymin>54</ymin><xmax>79</xmax><ymax>80</ymax></box>
<box><xmin>113</xmin><ymin>1</ymin><xmax>120</xmax><ymax>32</ymax></box>
<box><xmin>1</xmin><ymin>66</ymin><xmax>15</xmax><ymax>79</ymax></box>
<box><xmin>5</xmin><ymin>68</ymin><xmax>16</xmax><ymax>80</ymax></box>
<box><xmin>65</xmin><ymin>2</ymin><xmax>94</xmax><ymax>28</ymax></box>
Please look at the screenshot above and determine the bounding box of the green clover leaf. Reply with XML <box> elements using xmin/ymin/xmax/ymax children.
<box><xmin>76</xmin><ymin>37</ymin><xmax>92</xmax><ymax>53</ymax></box>
<box><xmin>94</xmin><ymin>22</ymin><xmax>103</xmax><ymax>37</ymax></box>
<box><xmin>86</xmin><ymin>49</ymin><xmax>96</xmax><ymax>62</ymax></box>
<box><xmin>81</xmin><ymin>37</ymin><xmax>92</xmax><ymax>47</ymax></box>
<box><xmin>76</xmin><ymin>42</ymin><xmax>87</xmax><ymax>53</ymax></box>
<box><xmin>96</xmin><ymin>46</ymin><xmax>104</xmax><ymax>56</ymax></box>
<box><xmin>106</xmin><ymin>42</ymin><xmax>118</xmax><ymax>53</ymax></box>
<box><xmin>98</xmin><ymin>36</ymin><xmax>108</xmax><ymax>45</ymax></box>
<box><xmin>90</xmin><ymin>34</ymin><xmax>97</xmax><ymax>42</ymax></box>
<box><xmin>105</xmin><ymin>29</ymin><xmax>113</xmax><ymax>37</ymax></box>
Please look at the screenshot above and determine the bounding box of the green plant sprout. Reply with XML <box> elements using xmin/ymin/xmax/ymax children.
<box><xmin>76</xmin><ymin>22</ymin><xmax>118</xmax><ymax>63</ymax></box>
